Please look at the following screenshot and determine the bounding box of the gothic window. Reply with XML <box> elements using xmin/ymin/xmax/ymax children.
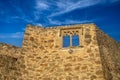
<box><xmin>72</xmin><ymin>35</ymin><xmax>80</xmax><ymax>46</ymax></box>
<box><xmin>62</xmin><ymin>29</ymin><xmax>80</xmax><ymax>48</ymax></box>
<box><xmin>63</xmin><ymin>35</ymin><xmax>70</xmax><ymax>47</ymax></box>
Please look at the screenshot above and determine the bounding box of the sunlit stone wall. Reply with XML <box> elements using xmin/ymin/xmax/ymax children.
<box><xmin>22</xmin><ymin>24</ymin><xmax>105</xmax><ymax>80</ymax></box>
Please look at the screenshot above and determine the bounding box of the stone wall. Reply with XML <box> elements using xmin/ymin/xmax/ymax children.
<box><xmin>0</xmin><ymin>43</ymin><xmax>21</xmax><ymax>57</ymax></box>
<box><xmin>96</xmin><ymin>27</ymin><xmax>120</xmax><ymax>80</ymax></box>
<box><xmin>0</xmin><ymin>43</ymin><xmax>25</xmax><ymax>80</ymax></box>
<box><xmin>21</xmin><ymin>24</ymin><xmax>105</xmax><ymax>80</ymax></box>
<box><xmin>0</xmin><ymin>55</ymin><xmax>19</xmax><ymax>80</ymax></box>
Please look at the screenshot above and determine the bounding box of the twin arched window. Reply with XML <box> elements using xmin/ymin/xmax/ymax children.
<box><xmin>63</xmin><ymin>35</ymin><xmax>80</xmax><ymax>47</ymax></box>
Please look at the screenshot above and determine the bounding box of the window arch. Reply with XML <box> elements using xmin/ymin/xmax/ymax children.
<box><xmin>72</xmin><ymin>35</ymin><xmax>80</xmax><ymax>46</ymax></box>
<box><xmin>63</xmin><ymin>35</ymin><xmax>70</xmax><ymax>47</ymax></box>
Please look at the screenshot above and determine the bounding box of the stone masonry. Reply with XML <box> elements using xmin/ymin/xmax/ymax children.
<box><xmin>0</xmin><ymin>23</ymin><xmax>120</xmax><ymax>80</ymax></box>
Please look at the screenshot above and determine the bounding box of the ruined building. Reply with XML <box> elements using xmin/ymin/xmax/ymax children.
<box><xmin>0</xmin><ymin>23</ymin><xmax>120</xmax><ymax>80</ymax></box>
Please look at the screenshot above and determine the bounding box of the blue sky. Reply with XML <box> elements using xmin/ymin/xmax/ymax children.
<box><xmin>0</xmin><ymin>0</ymin><xmax>120</xmax><ymax>47</ymax></box>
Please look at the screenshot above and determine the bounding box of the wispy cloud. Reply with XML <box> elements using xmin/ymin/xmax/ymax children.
<box><xmin>33</xmin><ymin>23</ymin><xmax>43</xmax><ymax>26</ymax></box>
<box><xmin>1</xmin><ymin>0</ymin><xmax>119</xmax><ymax>25</ymax></box>
<box><xmin>49</xmin><ymin>0</ymin><xmax>100</xmax><ymax>17</ymax></box>
<box><xmin>8</xmin><ymin>16</ymin><xmax>33</xmax><ymax>23</ymax></box>
<box><xmin>48</xmin><ymin>18</ymin><xmax>62</xmax><ymax>25</ymax></box>
<box><xmin>0</xmin><ymin>2</ymin><xmax>34</xmax><ymax>23</ymax></box>
<box><xmin>35</xmin><ymin>0</ymin><xmax>49</xmax><ymax>10</ymax></box>
<box><xmin>33</xmin><ymin>0</ymin><xmax>51</xmax><ymax>21</ymax></box>
<box><xmin>33</xmin><ymin>0</ymin><xmax>119</xmax><ymax>25</ymax></box>
<box><xmin>48</xmin><ymin>18</ymin><xmax>97</xmax><ymax>25</ymax></box>
<box><xmin>48</xmin><ymin>0</ymin><xmax>119</xmax><ymax>17</ymax></box>
<box><xmin>0</xmin><ymin>32</ymin><xmax>24</xmax><ymax>38</ymax></box>
<box><xmin>1</xmin><ymin>1</ymin><xmax>34</xmax><ymax>23</ymax></box>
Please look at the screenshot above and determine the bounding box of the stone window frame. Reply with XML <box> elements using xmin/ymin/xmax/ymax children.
<box><xmin>60</xmin><ymin>28</ymin><xmax>83</xmax><ymax>48</ymax></box>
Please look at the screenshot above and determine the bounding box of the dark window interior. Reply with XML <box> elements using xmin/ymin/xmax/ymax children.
<box><xmin>63</xmin><ymin>36</ymin><xmax>70</xmax><ymax>47</ymax></box>
<box><xmin>72</xmin><ymin>35</ymin><xmax>80</xmax><ymax>46</ymax></box>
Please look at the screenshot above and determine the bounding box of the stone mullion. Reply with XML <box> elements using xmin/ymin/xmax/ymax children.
<box><xmin>70</xmin><ymin>35</ymin><xmax>72</xmax><ymax>47</ymax></box>
<box><xmin>61</xmin><ymin>31</ymin><xmax>64</xmax><ymax>48</ymax></box>
<box><xmin>60</xmin><ymin>35</ymin><xmax>63</xmax><ymax>48</ymax></box>
<box><xmin>80</xmin><ymin>27</ymin><xmax>84</xmax><ymax>46</ymax></box>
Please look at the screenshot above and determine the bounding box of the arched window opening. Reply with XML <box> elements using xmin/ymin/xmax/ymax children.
<box><xmin>63</xmin><ymin>35</ymin><xmax>70</xmax><ymax>47</ymax></box>
<box><xmin>72</xmin><ymin>35</ymin><xmax>80</xmax><ymax>46</ymax></box>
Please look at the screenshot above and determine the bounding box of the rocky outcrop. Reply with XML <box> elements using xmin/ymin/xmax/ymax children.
<box><xmin>0</xmin><ymin>43</ymin><xmax>25</xmax><ymax>80</ymax></box>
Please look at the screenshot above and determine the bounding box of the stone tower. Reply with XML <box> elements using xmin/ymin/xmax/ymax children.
<box><xmin>0</xmin><ymin>23</ymin><xmax>120</xmax><ymax>80</ymax></box>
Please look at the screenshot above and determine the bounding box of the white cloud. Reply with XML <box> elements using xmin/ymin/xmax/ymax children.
<box><xmin>65</xmin><ymin>20</ymin><xmax>92</xmax><ymax>24</ymax></box>
<box><xmin>48</xmin><ymin>0</ymin><xmax>119</xmax><ymax>17</ymax></box>
<box><xmin>0</xmin><ymin>32</ymin><xmax>24</xmax><ymax>38</ymax></box>
<box><xmin>1</xmin><ymin>16</ymin><xmax>33</xmax><ymax>23</ymax></box>
<box><xmin>49</xmin><ymin>0</ymin><xmax>99</xmax><ymax>17</ymax></box>
<box><xmin>11</xmin><ymin>16</ymin><xmax>33</xmax><ymax>23</ymax></box>
<box><xmin>33</xmin><ymin>0</ymin><xmax>51</xmax><ymax>21</ymax></box>
<box><xmin>48</xmin><ymin>18</ymin><xmax>97</xmax><ymax>25</ymax></box>
<box><xmin>4</xmin><ymin>0</ymin><xmax>118</xmax><ymax>25</ymax></box>
<box><xmin>35</xmin><ymin>0</ymin><xmax>49</xmax><ymax>10</ymax></box>
<box><xmin>34</xmin><ymin>23</ymin><xmax>43</xmax><ymax>26</ymax></box>
<box><xmin>48</xmin><ymin>18</ymin><xmax>62</xmax><ymax>25</ymax></box>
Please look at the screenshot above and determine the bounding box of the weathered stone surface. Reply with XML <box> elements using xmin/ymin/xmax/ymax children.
<box><xmin>0</xmin><ymin>23</ymin><xmax>120</xmax><ymax>80</ymax></box>
<box><xmin>96</xmin><ymin>27</ymin><xmax>120</xmax><ymax>80</ymax></box>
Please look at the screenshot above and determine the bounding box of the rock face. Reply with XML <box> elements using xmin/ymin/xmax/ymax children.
<box><xmin>0</xmin><ymin>23</ymin><xmax>120</xmax><ymax>80</ymax></box>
